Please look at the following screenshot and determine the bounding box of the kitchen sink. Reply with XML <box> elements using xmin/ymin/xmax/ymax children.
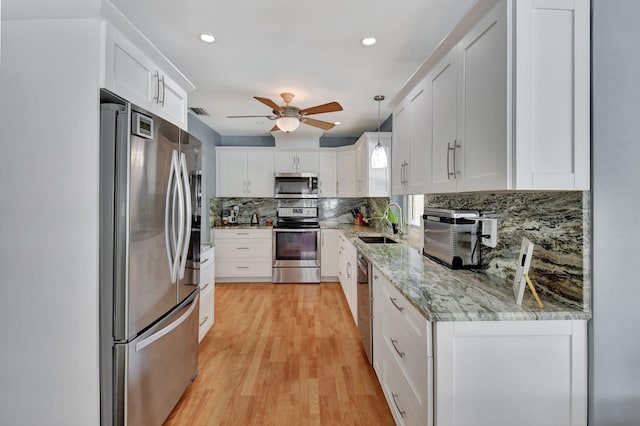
<box><xmin>358</xmin><ymin>235</ymin><xmax>398</xmax><ymax>244</ymax></box>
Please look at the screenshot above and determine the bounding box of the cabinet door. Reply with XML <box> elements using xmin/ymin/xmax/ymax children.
<box><xmin>320</xmin><ymin>229</ymin><xmax>339</xmax><ymax>278</ymax></box>
<box><xmin>457</xmin><ymin>1</ymin><xmax>508</xmax><ymax>192</ymax></box>
<box><xmin>246</xmin><ymin>150</ymin><xmax>274</xmax><ymax>197</ymax></box>
<box><xmin>515</xmin><ymin>0</ymin><xmax>590</xmax><ymax>190</ymax></box>
<box><xmin>407</xmin><ymin>82</ymin><xmax>429</xmax><ymax>194</ymax></box>
<box><xmin>318</xmin><ymin>150</ymin><xmax>337</xmax><ymax>197</ymax></box>
<box><xmin>426</xmin><ymin>49</ymin><xmax>459</xmax><ymax>194</ymax></box>
<box><xmin>296</xmin><ymin>151</ymin><xmax>319</xmax><ymax>174</ymax></box>
<box><xmin>157</xmin><ymin>71</ymin><xmax>188</xmax><ymax>129</ymax></box>
<box><xmin>368</xmin><ymin>137</ymin><xmax>392</xmax><ymax>197</ymax></box>
<box><xmin>355</xmin><ymin>142</ymin><xmax>366</xmax><ymax>196</ymax></box>
<box><xmin>274</xmin><ymin>151</ymin><xmax>298</xmax><ymax>173</ymax></box>
<box><xmin>392</xmin><ymin>102</ymin><xmax>409</xmax><ymax>195</ymax></box>
<box><xmin>216</xmin><ymin>150</ymin><xmax>247</xmax><ymax>196</ymax></box>
<box><xmin>336</xmin><ymin>148</ymin><xmax>356</xmax><ymax>197</ymax></box>
<box><xmin>104</xmin><ymin>25</ymin><xmax>154</xmax><ymax>110</ymax></box>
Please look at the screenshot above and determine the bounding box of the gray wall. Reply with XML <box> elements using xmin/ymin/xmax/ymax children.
<box><xmin>590</xmin><ymin>1</ymin><xmax>640</xmax><ymax>424</ymax></box>
<box><xmin>188</xmin><ymin>113</ymin><xmax>221</xmax><ymax>241</ymax></box>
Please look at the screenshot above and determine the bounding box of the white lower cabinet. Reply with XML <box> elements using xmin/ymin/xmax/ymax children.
<box><xmin>435</xmin><ymin>320</ymin><xmax>587</xmax><ymax>426</ymax></box>
<box><xmin>198</xmin><ymin>246</ymin><xmax>215</xmax><ymax>342</ymax></box>
<box><xmin>371</xmin><ymin>266</ymin><xmax>587</xmax><ymax>426</ymax></box>
<box><xmin>338</xmin><ymin>233</ymin><xmax>357</xmax><ymax>323</ymax></box>
<box><xmin>214</xmin><ymin>229</ymin><xmax>272</xmax><ymax>280</ymax></box>
<box><xmin>320</xmin><ymin>229</ymin><xmax>339</xmax><ymax>279</ymax></box>
<box><xmin>374</xmin><ymin>267</ymin><xmax>432</xmax><ymax>426</ymax></box>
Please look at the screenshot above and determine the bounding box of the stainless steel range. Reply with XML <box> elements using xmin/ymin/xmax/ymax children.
<box><xmin>272</xmin><ymin>207</ymin><xmax>321</xmax><ymax>283</ymax></box>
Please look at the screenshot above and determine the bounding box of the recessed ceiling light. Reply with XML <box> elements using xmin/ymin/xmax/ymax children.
<box><xmin>361</xmin><ymin>37</ymin><xmax>376</xmax><ymax>46</ymax></box>
<box><xmin>334</xmin><ymin>121</ymin><xmax>341</xmax><ymax>125</ymax></box>
<box><xmin>200</xmin><ymin>33</ymin><xmax>216</xmax><ymax>43</ymax></box>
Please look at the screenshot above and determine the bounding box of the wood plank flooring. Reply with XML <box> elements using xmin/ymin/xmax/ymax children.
<box><xmin>164</xmin><ymin>282</ymin><xmax>394</xmax><ymax>426</ymax></box>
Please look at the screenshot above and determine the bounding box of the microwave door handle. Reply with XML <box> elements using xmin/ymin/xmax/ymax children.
<box><xmin>178</xmin><ymin>153</ymin><xmax>192</xmax><ymax>278</ymax></box>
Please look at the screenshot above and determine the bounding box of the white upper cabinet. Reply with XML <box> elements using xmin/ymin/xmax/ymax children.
<box><xmin>318</xmin><ymin>150</ymin><xmax>337</xmax><ymax>197</ymax></box>
<box><xmin>103</xmin><ymin>24</ymin><xmax>188</xmax><ymax>129</ymax></box>
<box><xmin>356</xmin><ymin>132</ymin><xmax>392</xmax><ymax>197</ymax></box>
<box><xmin>393</xmin><ymin>0</ymin><xmax>590</xmax><ymax>193</ymax></box>
<box><xmin>274</xmin><ymin>150</ymin><xmax>319</xmax><ymax>174</ymax></box>
<box><xmin>336</xmin><ymin>147</ymin><xmax>357</xmax><ymax>198</ymax></box>
<box><xmin>216</xmin><ymin>148</ymin><xmax>274</xmax><ymax>197</ymax></box>
<box><xmin>392</xmin><ymin>81</ymin><xmax>428</xmax><ymax>195</ymax></box>
<box><xmin>514</xmin><ymin>0</ymin><xmax>590</xmax><ymax>190</ymax></box>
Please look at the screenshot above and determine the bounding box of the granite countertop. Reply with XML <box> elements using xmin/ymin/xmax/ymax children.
<box><xmin>334</xmin><ymin>225</ymin><xmax>591</xmax><ymax>322</ymax></box>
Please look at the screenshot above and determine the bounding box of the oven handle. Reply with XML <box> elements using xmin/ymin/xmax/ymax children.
<box><xmin>272</xmin><ymin>228</ymin><xmax>320</xmax><ymax>233</ymax></box>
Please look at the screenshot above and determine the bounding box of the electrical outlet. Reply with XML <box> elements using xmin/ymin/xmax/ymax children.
<box><xmin>481</xmin><ymin>218</ymin><xmax>498</xmax><ymax>248</ymax></box>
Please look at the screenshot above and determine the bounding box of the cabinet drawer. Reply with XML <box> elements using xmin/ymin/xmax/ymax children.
<box><xmin>215</xmin><ymin>239</ymin><xmax>272</xmax><ymax>260</ymax></box>
<box><xmin>216</xmin><ymin>259</ymin><xmax>272</xmax><ymax>277</ymax></box>
<box><xmin>382</xmin><ymin>280</ymin><xmax>432</xmax><ymax>357</ymax></box>
<box><xmin>381</xmin><ymin>343</ymin><xmax>430</xmax><ymax>426</ymax></box>
<box><xmin>380</xmin><ymin>278</ymin><xmax>432</xmax><ymax>404</ymax></box>
<box><xmin>198</xmin><ymin>284</ymin><xmax>214</xmax><ymax>343</ymax></box>
<box><xmin>214</xmin><ymin>228</ymin><xmax>272</xmax><ymax>240</ymax></box>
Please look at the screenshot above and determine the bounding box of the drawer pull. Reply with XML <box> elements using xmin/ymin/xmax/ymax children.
<box><xmin>201</xmin><ymin>283</ymin><xmax>209</xmax><ymax>291</ymax></box>
<box><xmin>236</xmin><ymin>266</ymin><xmax>250</xmax><ymax>269</ymax></box>
<box><xmin>236</xmin><ymin>247</ymin><xmax>250</xmax><ymax>250</ymax></box>
<box><xmin>390</xmin><ymin>338</ymin><xmax>405</xmax><ymax>358</ymax></box>
<box><xmin>236</xmin><ymin>232</ymin><xmax>250</xmax><ymax>235</ymax></box>
<box><xmin>391</xmin><ymin>393</ymin><xmax>406</xmax><ymax>418</ymax></box>
<box><xmin>199</xmin><ymin>316</ymin><xmax>209</xmax><ymax>326</ymax></box>
<box><xmin>389</xmin><ymin>297</ymin><xmax>404</xmax><ymax>312</ymax></box>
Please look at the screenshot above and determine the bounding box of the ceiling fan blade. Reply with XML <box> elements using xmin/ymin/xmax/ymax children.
<box><xmin>300</xmin><ymin>117</ymin><xmax>335</xmax><ymax>131</ymax></box>
<box><xmin>226</xmin><ymin>115</ymin><xmax>275</xmax><ymax>118</ymax></box>
<box><xmin>299</xmin><ymin>102</ymin><xmax>343</xmax><ymax>116</ymax></box>
<box><xmin>254</xmin><ymin>96</ymin><xmax>284</xmax><ymax>113</ymax></box>
<box><xmin>271</xmin><ymin>124</ymin><xmax>280</xmax><ymax>132</ymax></box>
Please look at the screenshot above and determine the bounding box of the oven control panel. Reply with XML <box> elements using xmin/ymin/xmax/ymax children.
<box><xmin>277</xmin><ymin>207</ymin><xmax>318</xmax><ymax>218</ymax></box>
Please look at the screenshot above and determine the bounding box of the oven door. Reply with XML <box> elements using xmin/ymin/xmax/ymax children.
<box><xmin>272</xmin><ymin>228</ymin><xmax>321</xmax><ymax>267</ymax></box>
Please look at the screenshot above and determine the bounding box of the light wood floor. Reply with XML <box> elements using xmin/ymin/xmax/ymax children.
<box><xmin>164</xmin><ymin>282</ymin><xmax>394</xmax><ymax>426</ymax></box>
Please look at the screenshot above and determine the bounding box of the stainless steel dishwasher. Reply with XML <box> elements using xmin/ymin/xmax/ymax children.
<box><xmin>357</xmin><ymin>251</ymin><xmax>373</xmax><ymax>364</ymax></box>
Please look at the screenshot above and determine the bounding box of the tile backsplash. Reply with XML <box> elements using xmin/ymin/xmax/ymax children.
<box><xmin>425</xmin><ymin>191</ymin><xmax>590</xmax><ymax>311</ymax></box>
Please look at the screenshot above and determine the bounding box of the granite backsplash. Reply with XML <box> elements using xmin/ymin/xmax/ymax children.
<box><xmin>425</xmin><ymin>191</ymin><xmax>590</xmax><ymax>311</ymax></box>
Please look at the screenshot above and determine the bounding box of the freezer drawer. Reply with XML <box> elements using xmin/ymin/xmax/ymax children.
<box><xmin>114</xmin><ymin>290</ymin><xmax>199</xmax><ymax>426</ymax></box>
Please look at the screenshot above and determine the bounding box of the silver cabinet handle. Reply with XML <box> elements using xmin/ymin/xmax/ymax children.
<box><xmin>447</xmin><ymin>142</ymin><xmax>454</xmax><ymax>179</ymax></box>
<box><xmin>246</xmin><ymin>180</ymin><xmax>251</xmax><ymax>194</ymax></box>
<box><xmin>347</xmin><ymin>262</ymin><xmax>352</xmax><ymax>279</ymax></box>
<box><xmin>154</xmin><ymin>71</ymin><xmax>161</xmax><ymax>104</ymax></box>
<box><xmin>453</xmin><ymin>139</ymin><xmax>460</xmax><ymax>178</ymax></box>
<box><xmin>391</xmin><ymin>338</ymin><xmax>405</xmax><ymax>358</ymax></box>
<box><xmin>236</xmin><ymin>232</ymin><xmax>250</xmax><ymax>235</ymax></box>
<box><xmin>201</xmin><ymin>283</ymin><xmax>210</xmax><ymax>291</ymax></box>
<box><xmin>159</xmin><ymin>74</ymin><xmax>166</xmax><ymax>107</ymax></box>
<box><xmin>236</xmin><ymin>247</ymin><xmax>250</xmax><ymax>250</ymax></box>
<box><xmin>236</xmin><ymin>266</ymin><xmax>250</xmax><ymax>269</ymax></box>
<box><xmin>374</xmin><ymin>274</ymin><xmax>379</xmax><ymax>280</ymax></box>
<box><xmin>389</xmin><ymin>297</ymin><xmax>405</xmax><ymax>312</ymax></box>
<box><xmin>199</xmin><ymin>316</ymin><xmax>209</xmax><ymax>326</ymax></box>
<box><xmin>391</xmin><ymin>393</ymin><xmax>406</xmax><ymax>418</ymax></box>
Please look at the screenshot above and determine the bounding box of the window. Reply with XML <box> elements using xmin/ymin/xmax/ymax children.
<box><xmin>405</xmin><ymin>194</ymin><xmax>424</xmax><ymax>227</ymax></box>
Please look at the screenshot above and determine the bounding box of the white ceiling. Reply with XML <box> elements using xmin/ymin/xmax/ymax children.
<box><xmin>116</xmin><ymin>1</ymin><xmax>478</xmax><ymax>137</ymax></box>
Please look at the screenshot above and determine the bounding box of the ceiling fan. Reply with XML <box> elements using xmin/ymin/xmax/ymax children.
<box><xmin>227</xmin><ymin>92</ymin><xmax>343</xmax><ymax>132</ymax></box>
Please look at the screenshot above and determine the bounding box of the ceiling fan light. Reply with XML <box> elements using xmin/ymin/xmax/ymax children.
<box><xmin>275</xmin><ymin>116</ymin><xmax>300</xmax><ymax>132</ymax></box>
<box><xmin>371</xmin><ymin>142</ymin><xmax>388</xmax><ymax>168</ymax></box>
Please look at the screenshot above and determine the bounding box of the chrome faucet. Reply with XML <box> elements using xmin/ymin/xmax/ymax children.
<box><xmin>382</xmin><ymin>202</ymin><xmax>404</xmax><ymax>237</ymax></box>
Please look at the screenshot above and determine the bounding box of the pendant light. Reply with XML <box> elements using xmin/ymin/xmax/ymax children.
<box><xmin>371</xmin><ymin>95</ymin><xmax>388</xmax><ymax>168</ymax></box>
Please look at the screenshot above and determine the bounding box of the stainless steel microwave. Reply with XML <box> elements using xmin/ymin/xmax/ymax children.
<box><xmin>274</xmin><ymin>173</ymin><xmax>318</xmax><ymax>198</ymax></box>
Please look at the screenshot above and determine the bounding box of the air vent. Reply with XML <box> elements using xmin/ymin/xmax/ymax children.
<box><xmin>189</xmin><ymin>107</ymin><xmax>210</xmax><ymax>116</ymax></box>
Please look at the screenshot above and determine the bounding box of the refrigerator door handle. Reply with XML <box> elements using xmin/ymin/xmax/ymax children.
<box><xmin>134</xmin><ymin>293</ymin><xmax>198</xmax><ymax>352</ymax></box>
<box><xmin>173</xmin><ymin>152</ymin><xmax>186</xmax><ymax>282</ymax></box>
<box><xmin>178</xmin><ymin>152</ymin><xmax>192</xmax><ymax>278</ymax></box>
<box><xmin>164</xmin><ymin>150</ymin><xmax>179</xmax><ymax>282</ymax></box>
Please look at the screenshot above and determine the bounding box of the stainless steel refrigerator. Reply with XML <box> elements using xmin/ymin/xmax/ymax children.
<box><xmin>99</xmin><ymin>90</ymin><xmax>202</xmax><ymax>426</ymax></box>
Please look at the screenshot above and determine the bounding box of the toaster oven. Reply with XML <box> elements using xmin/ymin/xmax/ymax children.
<box><xmin>423</xmin><ymin>208</ymin><xmax>481</xmax><ymax>269</ymax></box>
